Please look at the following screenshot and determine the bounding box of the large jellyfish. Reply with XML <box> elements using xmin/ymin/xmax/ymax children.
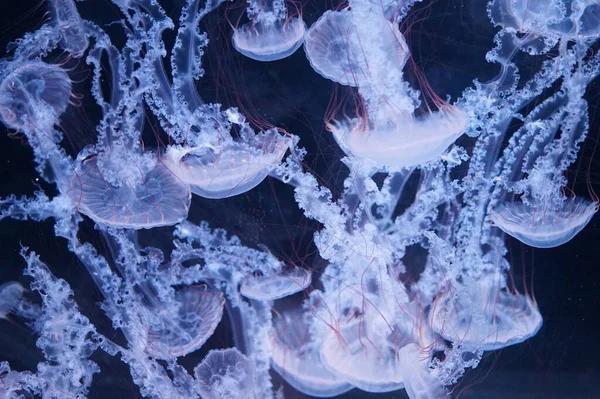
<box><xmin>306</xmin><ymin>4</ymin><xmax>468</xmax><ymax>169</ymax></box>
<box><xmin>232</xmin><ymin>0</ymin><xmax>307</xmax><ymax>61</ymax></box>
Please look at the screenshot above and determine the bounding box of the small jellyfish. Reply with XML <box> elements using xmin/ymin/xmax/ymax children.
<box><xmin>194</xmin><ymin>347</ymin><xmax>256</xmax><ymax>399</ymax></box>
<box><xmin>490</xmin><ymin>197</ymin><xmax>597</xmax><ymax>248</ymax></box>
<box><xmin>48</xmin><ymin>0</ymin><xmax>89</xmax><ymax>57</ymax></box>
<box><xmin>429</xmin><ymin>276</ymin><xmax>543</xmax><ymax>351</ymax></box>
<box><xmin>145</xmin><ymin>286</ymin><xmax>225</xmax><ymax>359</ymax></box>
<box><xmin>329</xmin><ymin>105</ymin><xmax>468</xmax><ymax>168</ymax></box>
<box><xmin>0</xmin><ymin>282</ymin><xmax>24</xmax><ymax>319</ymax></box>
<box><xmin>232</xmin><ymin>0</ymin><xmax>307</xmax><ymax>61</ymax></box>
<box><xmin>69</xmin><ymin>155</ymin><xmax>191</xmax><ymax>229</ymax></box>
<box><xmin>165</xmin><ymin>131</ymin><xmax>291</xmax><ymax>199</ymax></box>
<box><xmin>270</xmin><ymin>308</ymin><xmax>353</xmax><ymax>397</ymax></box>
<box><xmin>397</xmin><ymin>343</ymin><xmax>449</xmax><ymax>399</ymax></box>
<box><xmin>304</xmin><ymin>9</ymin><xmax>409</xmax><ymax>87</ymax></box>
<box><xmin>240</xmin><ymin>266</ymin><xmax>311</xmax><ymax>301</ymax></box>
<box><xmin>0</xmin><ymin>62</ymin><xmax>71</xmax><ymax>131</ymax></box>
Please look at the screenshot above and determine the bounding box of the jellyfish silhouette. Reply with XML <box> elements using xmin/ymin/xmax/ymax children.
<box><xmin>232</xmin><ymin>0</ymin><xmax>306</xmax><ymax>61</ymax></box>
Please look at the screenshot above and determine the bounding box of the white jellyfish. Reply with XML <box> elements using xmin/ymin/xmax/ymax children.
<box><xmin>490</xmin><ymin>196</ymin><xmax>597</xmax><ymax>248</ymax></box>
<box><xmin>194</xmin><ymin>347</ymin><xmax>256</xmax><ymax>399</ymax></box>
<box><xmin>165</xmin><ymin>130</ymin><xmax>291</xmax><ymax>199</ymax></box>
<box><xmin>397</xmin><ymin>343</ymin><xmax>449</xmax><ymax>399</ymax></box>
<box><xmin>69</xmin><ymin>154</ymin><xmax>191</xmax><ymax>229</ymax></box>
<box><xmin>0</xmin><ymin>62</ymin><xmax>71</xmax><ymax>131</ymax></box>
<box><xmin>0</xmin><ymin>282</ymin><xmax>25</xmax><ymax>320</ymax></box>
<box><xmin>306</xmin><ymin>6</ymin><xmax>467</xmax><ymax>169</ymax></box>
<box><xmin>329</xmin><ymin>105</ymin><xmax>468</xmax><ymax>169</ymax></box>
<box><xmin>240</xmin><ymin>266</ymin><xmax>311</xmax><ymax>301</ymax></box>
<box><xmin>319</xmin><ymin>317</ymin><xmax>406</xmax><ymax>393</ymax></box>
<box><xmin>144</xmin><ymin>286</ymin><xmax>225</xmax><ymax>359</ymax></box>
<box><xmin>429</xmin><ymin>275</ymin><xmax>543</xmax><ymax>351</ymax></box>
<box><xmin>304</xmin><ymin>9</ymin><xmax>409</xmax><ymax>87</ymax></box>
<box><xmin>232</xmin><ymin>0</ymin><xmax>307</xmax><ymax>61</ymax></box>
<box><xmin>270</xmin><ymin>308</ymin><xmax>353</xmax><ymax>397</ymax></box>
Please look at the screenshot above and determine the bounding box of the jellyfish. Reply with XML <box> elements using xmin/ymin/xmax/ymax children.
<box><xmin>319</xmin><ymin>318</ymin><xmax>406</xmax><ymax>393</ymax></box>
<box><xmin>144</xmin><ymin>286</ymin><xmax>225</xmax><ymax>359</ymax></box>
<box><xmin>165</xmin><ymin>129</ymin><xmax>291</xmax><ymax>199</ymax></box>
<box><xmin>67</xmin><ymin>38</ymin><xmax>192</xmax><ymax>229</ymax></box>
<box><xmin>69</xmin><ymin>155</ymin><xmax>191</xmax><ymax>229</ymax></box>
<box><xmin>47</xmin><ymin>0</ymin><xmax>89</xmax><ymax>57</ymax></box>
<box><xmin>232</xmin><ymin>0</ymin><xmax>306</xmax><ymax>61</ymax></box>
<box><xmin>490</xmin><ymin>196</ymin><xmax>597</xmax><ymax>248</ymax></box>
<box><xmin>429</xmin><ymin>275</ymin><xmax>543</xmax><ymax>351</ymax></box>
<box><xmin>0</xmin><ymin>62</ymin><xmax>71</xmax><ymax>131</ymax></box>
<box><xmin>329</xmin><ymin>105</ymin><xmax>468</xmax><ymax>169</ymax></box>
<box><xmin>240</xmin><ymin>266</ymin><xmax>311</xmax><ymax>301</ymax></box>
<box><xmin>397</xmin><ymin>343</ymin><xmax>449</xmax><ymax>399</ymax></box>
<box><xmin>304</xmin><ymin>9</ymin><xmax>409</xmax><ymax>87</ymax></box>
<box><xmin>0</xmin><ymin>282</ymin><xmax>24</xmax><ymax>320</ymax></box>
<box><xmin>307</xmin><ymin>6</ymin><xmax>468</xmax><ymax>169</ymax></box>
<box><xmin>270</xmin><ymin>308</ymin><xmax>353</xmax><ymax>397</ymax></box>
<box><xmin>194</xmin><ymin>347</ymin><xmax>256</xmax><ymax>399</ymax></box>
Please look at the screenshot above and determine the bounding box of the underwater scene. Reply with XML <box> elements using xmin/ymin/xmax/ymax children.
<box><xmin>0</xmin><ymin>0</ymin><xmax>599</xmax><ymax>398</ymax></box>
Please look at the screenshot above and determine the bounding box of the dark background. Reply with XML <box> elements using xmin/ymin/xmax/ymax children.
<box><xmin>0</xmin><ymin>0</ymin><xmax>599</xmax><ymax>398</ymax></box>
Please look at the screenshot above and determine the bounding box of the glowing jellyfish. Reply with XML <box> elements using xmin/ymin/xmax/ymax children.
<box><xmin>429</xmin><ymin>276</ymin><xmax>543</xmax><ymax>351</ymax></box>
<box><xmin>232</xmin><ymin>0</ymin><xmax>306</xmax><ymax>61</ymax></box>
<box><xmin>69</xmin><ymin>155</ymin><xmax>191</xmax><ymax>229</ymax></box>
<box><xmin>490</xmin><ymin>0</ymin><xmax>600</xmax><ymax>39</ymax></box>
<box><xmin>165</xmin><ymin>132</ymin><xmax>291</xmax><ymax>199</ymax></box>
<box><xmin>48</xmin><ymin>0</ymin><xmax>89</xmax><ymax>57</ymax></box>
<box><xmin>270</xmin><ymin>308</ymin><xmax>353</xmax><ymax>397</ymax></box>
<box><xmin>304</xmin><ymin>9</ymin><xmax>409</xmax><ymax>87</ymax></box>
<box><xmin>329</xmin><ymin>105</ymin><xmax>468</xmax><ymax>168</ymax></box>
<box><xmin>194</xmin><ymin>347</ymin><xmax>255</xmax><ymax>399</ymax></box>
<box><xmin>0</xmin><ymin>62</ymin><xmax>71</xmax><ymax>131</ymax></box>
<box><xmin>144</xmin><ymin>286</ymin><xmax>225</xmax><ymax>359</ymax></box>
<box><xmin>319</xmin><ymin>319</ymin><xmax>406</xmax><ymax>393</ymax></box>
<box><xmin>0</xmin><ymin>282</ymin><xmax>24</xmax><ymax>319</ymax></box>
<box><xmin>490</xmin><ymin>197</ymin><xmax>597</xmax><ymax>248</ymax></box>
<box><xmin>240</xmin><ymin>266</ymin><xmax>311</xmax><ymax>301</ymax></box>
<box><xmin>397</xmin><ymin>343</ymin><xmax>449</xmax><ymax>399</ymax></box>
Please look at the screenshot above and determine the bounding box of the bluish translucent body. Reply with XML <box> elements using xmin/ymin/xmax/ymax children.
<box><xmin>0</xmin><ymin>0</ymin><xmax>598</xmax><ymax>398</ymax></box>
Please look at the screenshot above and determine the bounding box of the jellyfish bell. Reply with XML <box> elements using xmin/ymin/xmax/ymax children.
<box><xmin>490</xmin><ymin>196</ymin><xmax>597</xmax><ymax>248</ymax></box>
<box><xmin>397</xmin><ymin>343</ymin><xmax>449</xmax><ymax>399</ymax></box>
<box><xmin>232</xmin><ymin>18</ymin><xmax>307</xmax><ymax>62</ymax></box>
<box><xmin>165</xmin><ymin>130</ymin><xmax>291</xmax><ymax>199</ymax></box>
<box><xmin>329</xmin><ymin>105</ymin><xmax>468</xmax><ymax>169</ymax></box>
<box><xmin>144</xmin><ymin>286</ymin><xmax>225</xmax><ymax>359</ymax></box>
<box><xmin>429</xmin><ymin>275</ymin><xmax>543</xmax><ymax>351</ymax></box>
<box><xmin>240</xmin><ymin>266</ymin><xmax>311</xmax><ymax>301</ymax></box>
<box><xmin>270</xmin><ymin>308</ymin><xmax>354</xmax><ymax>397</ymax></box>
<box><xmin>68</xmin><ymin>152</ymin><xmax>191</xmax><ymax>229</ymax></box>
<box><xmin>0</xmin><ymin>62</ymin><xmax>71</xmax><ymax>131</ymax></box>
<box><xmin>304</xmin><ymin>9</ymin><xmax>409</xmax><ymax>87</ymax></box>
<box><xmin>0</xmin><ymin>282</ymin><xmax>25</xmax><ymax>320</ymax></box>
<box><xmin>194</xmin><ymin>347</ymin><xmax>256</xmax><ymax>399</ymax></box>
<box><xmin>319</xmin><ymin>317</ymin><xmax>406</xmax><ymax>393</ymax></box>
